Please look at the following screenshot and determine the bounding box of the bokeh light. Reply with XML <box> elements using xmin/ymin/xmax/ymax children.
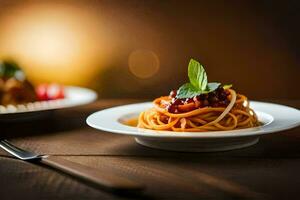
<box><xmin>128</xmin><ymin>50</ymin><xmax>160</xmax><ymax>79</ymax></box>
<box><xmin>0</xmin><ymin>2</ymin><xmax>113</xmax><ymax>86</ymax></box>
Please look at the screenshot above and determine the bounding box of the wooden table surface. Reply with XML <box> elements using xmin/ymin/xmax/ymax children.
<box><xmin>1</xmin><ymin>99</ymin><xmax>300</xmax><ymax>200</ymax></box>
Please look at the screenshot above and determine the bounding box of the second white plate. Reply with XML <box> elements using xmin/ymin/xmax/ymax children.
<box><xmin>1</xmin><ymin>86</ymin><xmax>97</xmax><ymax>121</ymax></box>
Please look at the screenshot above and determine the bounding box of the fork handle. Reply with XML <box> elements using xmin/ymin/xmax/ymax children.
<box><xmin>40</xmin><ymin>156</ymin><xmax>144</xmax><ymax>192</ymax></box>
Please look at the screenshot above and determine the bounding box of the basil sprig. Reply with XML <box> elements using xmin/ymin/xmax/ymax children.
<box><xmin>176</xmin><ymin>59</ymin><xmax>222</xmax><ymax>99</ymax></box>
<box><xmin>0</xmin><ymin>60</ymin><xmax>23</xmax><ymax>78</ymax></box>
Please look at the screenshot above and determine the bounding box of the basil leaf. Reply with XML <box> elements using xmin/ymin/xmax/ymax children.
<box><xmin>176</xmin><ymin>83</ymin><xmax>200</xmax><ymax>99</ymax></box>
<box><xmin>0</xmin><ymin>60</ymin><xmax>22</xmax><ymax>78</ymax></box>
<box><xmin>176</xmin><ymin>82</ymin><xmax>220</xmax><ymax>99</ymax></box>
<box><xmin>223</xmin><ymin>84</ymin><xmax>232</xmax><ymax>89</ymax></box>
<box><xmin>207</xmin><ymin>82</ymin><xmax>221</xmax><ymax>92</ymax></box>
<box><xmin>188</xmin><ymin>59</ymin><xmax>207</xmax><ymax>91</ymax></box>
<box><xmin>175</xmin><ymin>59</ymin><xmax>223</xmax><ymax>99</ymax></box>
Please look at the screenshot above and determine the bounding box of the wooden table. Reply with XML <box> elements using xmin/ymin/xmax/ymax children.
<box><xmin>1</xmin><ymin>99</ymin><xmax>300</xmax><ymax>200</ymax></box>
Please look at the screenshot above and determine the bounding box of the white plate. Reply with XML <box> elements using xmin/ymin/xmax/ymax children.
<box><xmin>86</xmin><ymin>101</ymin><xmax>300</xmax><ymax>152</ymax></box>
<box><xmin>1</xmin><ymin>86</ymin><xmax>97</xmax><ymax>120</ymax></box>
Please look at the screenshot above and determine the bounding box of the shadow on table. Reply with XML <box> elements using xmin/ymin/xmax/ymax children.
<box><xmin>0</xmin><ymin>109</ymin><xmax>88</xmax><ymax>139</ymax></box>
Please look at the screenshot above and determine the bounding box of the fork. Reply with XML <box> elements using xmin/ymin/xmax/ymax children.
<box><xmin>0</xmin><ymin>139</ymin><xmax>144</xmax><ymax>193</ymax></box>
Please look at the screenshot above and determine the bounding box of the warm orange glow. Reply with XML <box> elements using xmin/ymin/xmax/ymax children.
<box><xmin>128</xmin><ymin>50</ymin><xmax>160</xmax><ymax>79</ymax></box>
<box><xmin>0</xmin><ymin>2</ymin><xmax>113</xmax><ymax>85</ymax></box>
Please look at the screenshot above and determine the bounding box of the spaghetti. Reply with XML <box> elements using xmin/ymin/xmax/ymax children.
<box><xmin>137</xmin><ymin>89</ymin><xmax>260</xmax><ymax>132</ymax></box>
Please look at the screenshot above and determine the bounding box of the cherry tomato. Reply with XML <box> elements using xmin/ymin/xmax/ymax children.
<box><xmin>47</xmin><ymin>84</ymin><xmax>64</xmax><ymax>100</ymax></box>
<box><xmin>36</xmin><ymin>84</ymin><xmax>48</xmax><ymax>101</ymax></box>
<box><xmin>36</xmin><ymin>83</ymin><xmax>64</xmax><ymax>101</ymax></box>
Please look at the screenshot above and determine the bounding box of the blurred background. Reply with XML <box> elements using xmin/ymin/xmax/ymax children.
<box><xmin>0</xmin><ymin>0</ymin><xmax>299</xmax><ymax>99</ymax></box>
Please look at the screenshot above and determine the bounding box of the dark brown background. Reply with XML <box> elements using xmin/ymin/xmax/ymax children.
<box><xmin>95</xmin><ymin>0</ymin><xmax>300</xmax><ymax>100</ymax></box>
<box><xmin>0</xmin><ymin>0</ymin><xmax>299</xmax><ymax>99</ymax></box>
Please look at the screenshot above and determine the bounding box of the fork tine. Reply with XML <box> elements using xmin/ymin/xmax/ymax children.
<box><xmin>0</xmin><ymin>140</ymin><xmax>40</xmax><ymax>160</ymax></box>
<box><xmin>0</xmin><ymin>140</ymin><xmax>25</xmax><ymax>159</ymax></box>
<box><xmin>2</xmin><ymin>140</ymin><xmax>26</xmax><ymax>154</ymax></box>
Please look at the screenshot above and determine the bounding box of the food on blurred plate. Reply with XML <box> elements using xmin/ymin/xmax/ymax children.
<box><xmin>0</xmin><ymin>60</ymin><xmax>65</xmax><ymax>106</ymax></box>
<box><xmin>0</xmin><ymin>60</ymin><xmax>36</xmax><ymax>105</ymax></box>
